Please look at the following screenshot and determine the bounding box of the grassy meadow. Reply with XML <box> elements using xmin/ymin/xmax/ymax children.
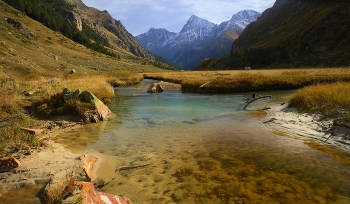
<box><xmin>0</xmin><ymin>71</ymin><xmax>143</xmax><ymax>157</ymax></box>
<box><xmin>144</xmin><ymin>68</ymin><xmax>350</xmax><ymax>93</ymax></box>
<box><xmin>3</xmin><ymin>67</ymin><xmax>350</xmax><ymax>157</ymax></box>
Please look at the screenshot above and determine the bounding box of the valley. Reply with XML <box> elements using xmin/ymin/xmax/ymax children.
<box><xmin>0</xmin><ymin>0</ymin><xmax>350</xmax><ymax>203</ymax></box>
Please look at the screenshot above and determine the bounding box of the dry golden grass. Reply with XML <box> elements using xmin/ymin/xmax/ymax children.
<box><xmin>146</xmin><ymin>68</ymin><xmax>350</xmax><ymax>124</ymax></box>
<box><xmin>0</xmin><ymin>2</ymin><xmax>163</xmax><ymax>157</ymax></box>
<box><xmin>145</xmin><ymin>68</ymin><xmax>350</xmax><ymax>92</ymax></box>
<box><xmin>0</xmin><ymin>71</ymin><xmax>142</xmax><ymax>157</ymax></box>
<box><xmin>289</xmin><ymin>82</ymin><xmax>350</xmax><ymax>122</ymax></box>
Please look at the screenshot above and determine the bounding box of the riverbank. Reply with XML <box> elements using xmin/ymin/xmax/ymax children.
<box><xmin>0</xmin><ymin>80</ymin><xmax>181</xmax><ymax>202</ymax></box>
<box><xmin>0</xmin><ymin>121</ymin><xmax>82</xmax><ymax>199</ymax></box>
<box><xmin>263</xmin><ymin>103</ymin><xmax>350</xmax><ymax>152</ymax></box>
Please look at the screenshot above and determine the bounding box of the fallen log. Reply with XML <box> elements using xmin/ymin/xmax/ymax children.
<box><xmin>243</xmin><ymin>95</ymin><xmax>273</xmax><ymax>110</ymax></box>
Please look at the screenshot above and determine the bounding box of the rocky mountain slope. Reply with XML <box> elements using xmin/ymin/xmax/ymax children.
<box><xmin>195</xmin><ymin>0</ymin><xmax>350</xmax><ymax>70</ymax></box>
<box><xmin>4</xmin><ymin>0</ymin><xmax>156</xmax><ymax>61</ymax></box>
<box><xmin>0</xmin><ymin>0</ymin><xmax>165</xmax><ymax>82</ymax></box>
<box><xmin>66</xmin><ymin>0</ymin><xmax>155</xmax><ymax>60</ymax></box>
<box><xmin>136</xmin><ymin>10</ymin><xmax>260</xmax><ymax>69</ymax></box>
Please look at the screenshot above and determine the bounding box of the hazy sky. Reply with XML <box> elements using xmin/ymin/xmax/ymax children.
<box><xmin>81</xmin><ymin>0</ymin><xmax>275</xmax><ymax>36</ymax></box>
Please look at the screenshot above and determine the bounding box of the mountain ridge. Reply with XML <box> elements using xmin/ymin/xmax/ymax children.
<box><xmin>65</xmin><ymin>0</ymin><xmax>155</xmax><ymax>60</ymax></box>
<box><xmin>195</xmin><ymin>0</ymin><xmax>350</xmax><ymax>70</ymax></box>
<box><xmin>136</xmin><ymin>10</ymin><xmax>260</xmax><ymax>69</ymax></box>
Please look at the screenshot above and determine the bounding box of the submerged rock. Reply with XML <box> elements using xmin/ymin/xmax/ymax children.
<box><xmin>80</xmin><ymin>154</ymin><xmax>98</xmax><ymax>181</ymax></box>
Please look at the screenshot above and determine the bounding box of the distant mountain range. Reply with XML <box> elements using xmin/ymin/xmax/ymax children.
<box><xmin>136</xmin><ymin>10</ymin><xmax>261</xmax><ymax>69</ymax></box>
<box><xmin>195</xmin><ymin>0</ymin><xmax>350</xmax><ymax>70</ymax></box>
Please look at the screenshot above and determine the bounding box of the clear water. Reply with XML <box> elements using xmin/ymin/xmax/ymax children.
<box><xmin>53</xmin><ymin>80</ymin><xmax>350</xmax><ymax>203</ymax></box>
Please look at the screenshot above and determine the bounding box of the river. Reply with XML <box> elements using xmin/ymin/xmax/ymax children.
<box><xmin>37</xmin><ymin>80</ymin><xmax>350</xmax><ymax>203</ymax></box>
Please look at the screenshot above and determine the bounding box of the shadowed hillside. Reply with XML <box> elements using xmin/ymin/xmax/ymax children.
<box><xmin>195</xmin><ymin>0</ymin><xmax>350</xmax><ymax>70</ymax></box>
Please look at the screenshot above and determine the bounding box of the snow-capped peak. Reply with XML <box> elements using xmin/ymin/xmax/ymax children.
<box><xmin>180</xmin><ymin>15</ymin><xmax>216</xmax><ymax>34</ymax></box>
<box><xmin>230</xmin><ymin>10</ymin><xmax>261</xmax><ymax>26</ymax></box>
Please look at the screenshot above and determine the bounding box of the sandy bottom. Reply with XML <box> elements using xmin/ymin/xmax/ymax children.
<box><xmin>263</xmin><ymin>103</ymin><xmax>350</xmax><ymax>152</ymax></box>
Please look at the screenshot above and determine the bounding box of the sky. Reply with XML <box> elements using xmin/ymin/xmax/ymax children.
<box><xmin>81</xmin><ymin>0</ymin><xmax>276</xmax><ymax>36</ymax></box>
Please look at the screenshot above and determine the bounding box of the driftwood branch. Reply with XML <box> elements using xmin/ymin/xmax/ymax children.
<box><xmin>199</xmin><ymin>81</ymin><xmax>213</xmax><ymax>88</ymax></box>
<box><xmin>243</xmin><ymin>95</ymin><xmax>273</xmax><ymax>110</ymax></box>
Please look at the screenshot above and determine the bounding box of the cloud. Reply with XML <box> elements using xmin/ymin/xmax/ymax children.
<box><xmin>81</xmin><ymin>0</ymin><xmax>275</xmax><ymax>36</ymax></box>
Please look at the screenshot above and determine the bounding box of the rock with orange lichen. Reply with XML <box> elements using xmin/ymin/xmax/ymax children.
<box><xmin>75</xmin><ymin>182</ymin><xmax>132</xmax><ymax>204</ymax></box>
<box><xmin>0</xmin><ymin>156</ymin><xmax>21</xmax><ymax>173</ymax></box>
<box><xmin>80</xmin><ymin>154</ymin><xmax>98</xmax><ymax>181</ymax></box>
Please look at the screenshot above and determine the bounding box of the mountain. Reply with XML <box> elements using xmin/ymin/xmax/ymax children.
<box><xmin>0</xmin><ymin>0</ymin><xmax>175</xmax><ymax>82</ymax></box>
<box><xmin>136</xmin><ymin>10</ymin><xmax>260</xmax><ymax>69</ymax></box>
<box><xmin>179</xmin><ymin>15</ymin><xmax>217</xmax><ymax>42</ymax></box>
<box><xmin>135</xmin><ymin>28</ymin><xmax>177</xmax><ymax>56</ymax></box>
<box><xmin>4</xmin><ymin>0</ymin><xmax>155</xmax><ymax>61</ymax></box>
<box><xmin>195</xmin><ymin>0</ymin><xmax>350</xmax><ymax>70</ymax></box>
<box><xmin>65</xmin><ymin>0</ymin><xmax>155</xmax><ymax>60</ymax></box>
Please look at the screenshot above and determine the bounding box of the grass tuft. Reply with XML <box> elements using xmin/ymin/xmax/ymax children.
<box><xmin>289</xmin><ymin>82</ymin><xmax>350</xmax><ymax>123</ymax></box>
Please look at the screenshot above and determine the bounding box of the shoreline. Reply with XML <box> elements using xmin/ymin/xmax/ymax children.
<box><xmin>263</xmin><ymin>103</ymin><xmax>350</xmax><ymax>152</ymax></box>
<box><xmin>2</xmin><ymin>86</ymin><xmax>350</xmax><ymax>202</ymax></box>
<box><xmin>0</xmin><ymin>122</ymin><xmax>82</xmax><ymax>198</ymax></box>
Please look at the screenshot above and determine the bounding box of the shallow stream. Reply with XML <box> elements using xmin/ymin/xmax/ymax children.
<box><xmin>10</xmin><ymin>79</ymin><xmax>350</xmax><ymax>203</ymax></box>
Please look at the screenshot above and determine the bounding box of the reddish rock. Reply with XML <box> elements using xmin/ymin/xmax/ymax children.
<box><xmin>80</xmin><ymin>154</ymin><xmax>98</xmax><ymax>181</ymax></box>
<box><xmin>0</xmin><ymin>156</ymin><xmax>21</xmax><ymax>173</ymax></box>
<box><xmin>20</xmin><ymin>127</ymin><xmax>43</xmax><ymax>136</ymax></box>
<box><xmin>77</xmin><ymin>182</ymin><xmax>132</xmax><ymax>204</ymax></box>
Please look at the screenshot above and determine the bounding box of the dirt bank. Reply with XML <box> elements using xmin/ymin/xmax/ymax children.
<box><xmin>263</xmin><ymin>103</ymin><xmax>350</xmax><ymax>152</ymax></box>
<box><xmin>0</xmin><ymin>122</ymin><xmax>82</xmax><ymax>199</ymax></box>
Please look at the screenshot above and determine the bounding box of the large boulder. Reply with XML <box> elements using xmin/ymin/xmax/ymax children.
<box><xmin>147</xmin><ymin>83</ymin><xmax>165</xmax><ymax>93</ymax></box>
<box><xmin>79</xmin><ymin>91</ymin><xmax>112</xmax><ymax>121</ymax></box>
<box><xmin>62</xmin><ymin>88</ymin><xmax>112</xmax><ymax>123</ymax></box>
<box><xmin>63</xmin><ymin>88</ymin><xmax>81</xmax><ymax>101</ymax></box>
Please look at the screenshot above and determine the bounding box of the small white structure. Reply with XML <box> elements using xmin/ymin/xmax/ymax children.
<box><xmin>244</xmin><ymin>67</ymin><xmax>251</xmax><ymax>70</ymax></box>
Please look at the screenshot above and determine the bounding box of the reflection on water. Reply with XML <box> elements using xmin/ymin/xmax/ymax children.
<box><xmin>56</xmin><ymin>79</ymin><xmax>350</xmax><ymax>203</ymax></box>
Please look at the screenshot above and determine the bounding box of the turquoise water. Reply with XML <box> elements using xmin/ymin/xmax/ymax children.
<box><xmin>55</xmin><ymin>80</ymin><xmax>350</xmax><ymax>204</ymax></box>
